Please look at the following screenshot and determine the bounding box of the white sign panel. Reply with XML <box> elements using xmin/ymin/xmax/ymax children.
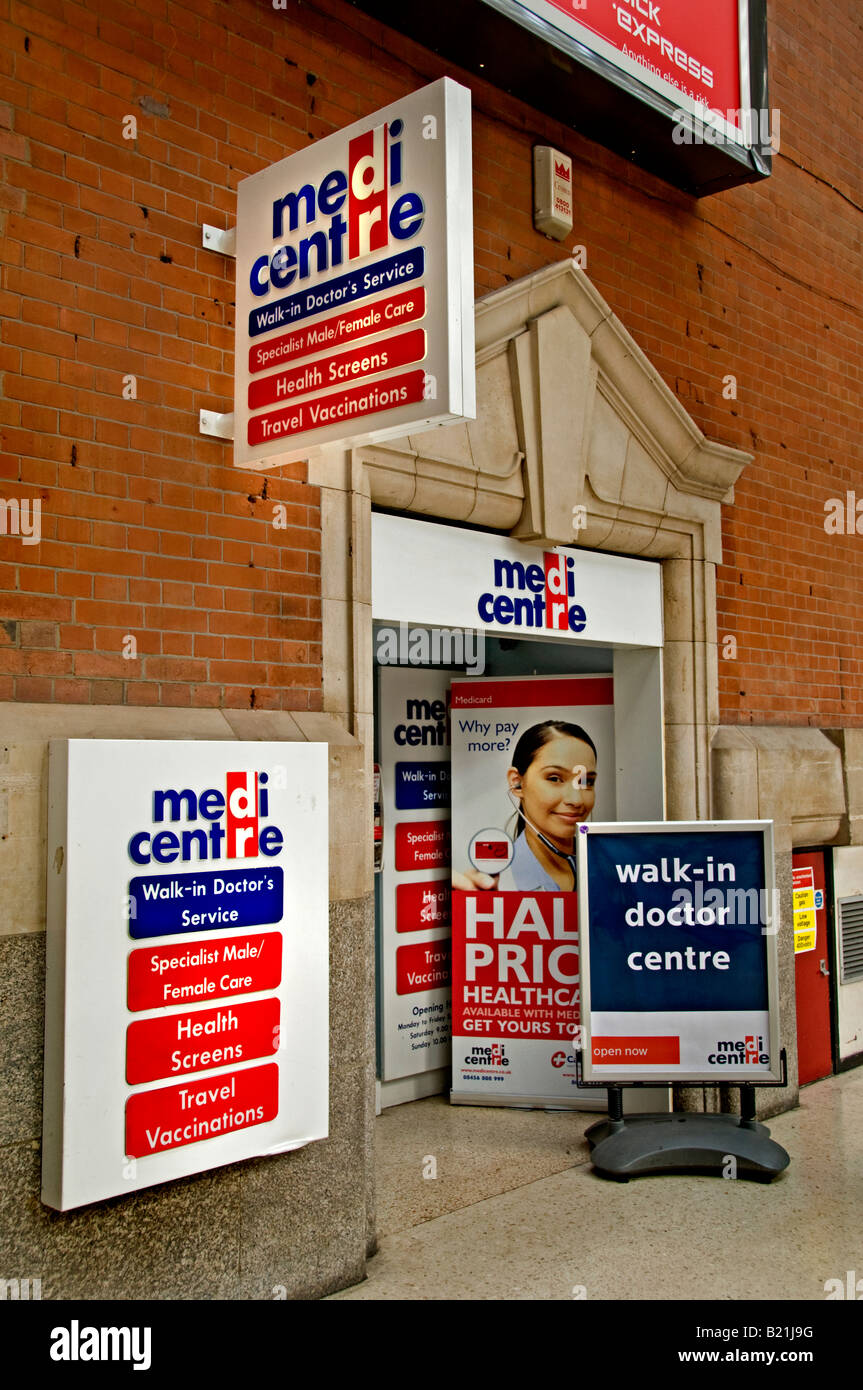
<box><xmin>234</xmin><ymin>78</ymin><xmax>474</xmax><ymax>469</ymax></box>
<box><xmin>372</xmin><ymin>514</ymin><xmax>663</xmax><ymax>648</ymax></box>
<box><xmin>377</xmin><ymin>667</ymin><xmax>453</xmax><ymax>1080</ymax></box>
<box><xmin>42</xmin><ymin>741</ymin><xmax>329</xmax><ymax>1211</ymax></box>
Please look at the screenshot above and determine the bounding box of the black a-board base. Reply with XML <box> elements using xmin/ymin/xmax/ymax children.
<box><xmin>582</xmin><ymin>1053</ymin><xmax>791</xmax><ymax>1182</ymax></box>
<box><xmin>585</xmin><ymin>1111</ymin><xmax>790</xmax><ymax>1181</ymax></box>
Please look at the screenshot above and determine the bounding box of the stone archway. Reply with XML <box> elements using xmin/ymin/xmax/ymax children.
<box><xmin>312</xmin><ymin>258</ymin><xmax>848</xmax><ymax>1119</ymax></box>
<box><xmin>352</xmin><ymin>258</ymin><xmax>752</xmax><ymax>822</ymax></box>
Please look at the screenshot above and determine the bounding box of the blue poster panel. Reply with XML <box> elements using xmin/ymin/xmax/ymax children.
<box><xmin>577</xmin><ymin>821</ymin><xmax>781</xmax><ymax>1082</ymax></box>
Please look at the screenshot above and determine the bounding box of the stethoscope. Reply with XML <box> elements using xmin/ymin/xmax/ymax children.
<box><xmin>507</xmin><ymin>787</ymin><xmax>580</xmax><ymax>887</ymax></box>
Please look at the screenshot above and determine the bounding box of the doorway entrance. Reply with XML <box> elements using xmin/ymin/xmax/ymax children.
<box><xmin>793</xmin><ymin>848</ymin><xmax>834</xmax><ymax>1086</ymax></box>
<box><xmin>370</xmin><ymin>512</ymin><xmax>665</xmax><ymax>1109</ymax></box>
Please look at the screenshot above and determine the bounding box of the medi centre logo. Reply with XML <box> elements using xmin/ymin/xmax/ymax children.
<box><xmin>128</xmin><ymin>772</ymin><xmax>283</xmax><ymax>866</ymax></box>
<box><xmin>242</xmin><ymin>110</ymin><xmax>433</xmax><ymax>450</ymax></box>
<box><xmin>125</xmin><ymin>772</ymin><xmax>286</xmax><ymax>941</ymax></box>
<box><xmin>464</xmin><ymin>1044</ymin><xmax>509</xmax><ymax>1068</ymax></box>
<box><xmin>248</xmin><ymin>118</ymin><xmax>425</xmax><ymax>308</ymax></box>
<box><xmin>235</xmin><ymin>77</ymin><xmax>474</xmax><ymax>468</ymax></box>
<box><xmin>477</xmin><ymin>553</ymin><xmax>588</xmax><ymax>634</ymax></box>
<box><xmin>707</xmin><ymin>1034</ymin><xmax>770</xmax><ymax>1066</ymax></box>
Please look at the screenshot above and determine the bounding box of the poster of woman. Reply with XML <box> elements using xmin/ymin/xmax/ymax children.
<box><xmin>449</xmin><ymin>673</ymin><xmax>615</xmax><ymax>1105</ymax></box>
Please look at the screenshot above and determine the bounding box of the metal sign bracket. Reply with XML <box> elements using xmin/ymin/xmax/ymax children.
<box><xmin>199</xmin><ymin>410</ymin><xmax>235</xmax><ymax>440</ymax></box>
<box><xmin>202</xmin><ymin>224</ymin><xmax>236</xmax><ymax>257</ymax></box>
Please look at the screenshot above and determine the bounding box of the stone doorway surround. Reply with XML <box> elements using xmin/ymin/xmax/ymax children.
<box><xmin>314</xmin><ymin>258</ymin><xmax>753</xmax><ymax>823</ymax></box>
<box><xmin>311</xmin><ymin>257</ymin><xmax>849</xmax><ymax>1118</ymax></box>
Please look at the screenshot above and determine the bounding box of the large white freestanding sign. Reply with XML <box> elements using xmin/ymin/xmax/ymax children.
<box><xmin>42</xmin><ymin>740</ymin><xmax>329</xmax><ymax>1211</ymax></box>
<box><xmin>234</xmin><ymin>78</ymin><xmax>474</xmax><ymax>468</ymax></box>
<box><xmin>377</xmin><ymin>665</ymin><xmax>453</xmax><ymax>1084</ymax></box>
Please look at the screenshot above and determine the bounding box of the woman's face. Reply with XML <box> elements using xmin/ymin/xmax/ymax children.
<box><xmin>509</xmin><ymin>735</ymin><xmax>597</xmax><ymax>849</ymax></box>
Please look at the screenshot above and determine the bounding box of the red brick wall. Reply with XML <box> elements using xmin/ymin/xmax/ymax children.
<box><xmin>0</xmin><ymin>0</ymin><xmax>324</xmax><ymax>709</ymax></box>
<box><xmin>1</xmin><ymin>0</ymin><xmax>861</xmax><ymax>723</ymax></box>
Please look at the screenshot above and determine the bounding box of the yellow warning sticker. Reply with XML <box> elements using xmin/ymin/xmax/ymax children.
<box><xmin>793</xmin><ymin>887</ymin><xmax>815</xmax><ymax>912</ymax></box>
<box><xmin>794</xmin><ymin>928</ymin><xmax>816</xmax><ymax>954</ymax></box>
<box><xmin>794</xmin><ymin>907</ymin><xmax>815</xmax><ymax>933</ymax></box>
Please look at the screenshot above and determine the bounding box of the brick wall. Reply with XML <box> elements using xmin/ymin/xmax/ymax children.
<box><xmin>1</xmin><ymin>0</ymin><xmax>861</xmax><ymax>723</ymax></box>
<box><xmin>0</xmin><ymin>0</ymin><xmax>323</xmax><ymax>710</ymax></box>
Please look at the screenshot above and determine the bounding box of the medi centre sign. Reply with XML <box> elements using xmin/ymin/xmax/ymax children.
<box><xmin>42</xmin><ymin>741</ymin><xmax>328</xmax><ymax>1211</ymax></box>
<box><xmin>234</xmin><ymin>78</ymin><xmax>475</xmax><ymax>469</ymax></box>
<box><xmin>577</xmin><ymin>821</ymin><xmax>782</xmax><ymax>1084</ymax></box>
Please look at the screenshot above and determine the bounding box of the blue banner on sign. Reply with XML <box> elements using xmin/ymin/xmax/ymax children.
<box><xmin>248</xmin><ymin>248</ymin><xmax>425</xmax><ymax>338</ymax></box>
<box><xmin>586</xmin><ymin>831</ymin><xmax>769</xmax><ymax>1012</ymax></box>
<box><xmin>395</xmin><ymin>762</ymin><xmax>450</xmax><ymax>810</ymax></box>
<box><xmin>129</xmin><ymin>867</ymin><xmax>284</xmax><ymax>939</ymax></box>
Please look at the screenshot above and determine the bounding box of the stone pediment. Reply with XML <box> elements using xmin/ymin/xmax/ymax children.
<box><xmin>357</xmin><ymin>258</ymin><xmax>752</xmax><ymax>560</ymax></box>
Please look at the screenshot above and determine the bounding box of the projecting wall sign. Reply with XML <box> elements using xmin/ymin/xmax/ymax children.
<box><xmin>234</xmin><ymin>78</ymin><xmax>475</xmax><ymax>469</ymax></box>
<box><xmin>42</xmin><ymin>740</ymin><xmax>329</xmax><ymax>1211</ymax></box>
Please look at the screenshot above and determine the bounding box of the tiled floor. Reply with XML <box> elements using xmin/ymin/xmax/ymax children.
<box><xmin>372</xmin><ymin>1093</ymin><xmax>595</xmax><ymax>1236</ymax></box>
<box><xmin>330</xmin><ymin>1069</ymin><xmax>863</xmax><ymax>1300</ymax></box>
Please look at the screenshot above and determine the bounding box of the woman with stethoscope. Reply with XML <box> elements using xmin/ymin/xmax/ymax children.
<box><xmin>452</xmin><ymin>720</ymin><xmax>597</xmax><ymax>893</ymax></box>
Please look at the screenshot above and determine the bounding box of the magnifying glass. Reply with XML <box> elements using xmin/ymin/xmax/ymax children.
<box><xmin>468</xmin><ymin>828</ymin><xmax>515</xmax><ymax>876</ymax></box>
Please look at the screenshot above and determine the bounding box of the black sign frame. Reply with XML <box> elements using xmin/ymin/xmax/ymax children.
<box><xmin>350</xmin><ymin>0</ymin><xmax>771</xmax><ymax>197</ymax></box>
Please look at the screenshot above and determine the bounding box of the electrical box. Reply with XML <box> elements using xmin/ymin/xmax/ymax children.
<box><xmin>533</xmin><ymin>146</ymin><xmax>573</xmax><ymax>240</ymax></box>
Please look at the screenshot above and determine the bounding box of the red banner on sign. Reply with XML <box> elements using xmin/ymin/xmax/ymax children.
<box><xmin>394</xmin><ymin>820</ymin><xmax>450</xmax><ymax>871</ymax></box>
<box><xmin>451</xmin><ymin>676</ymin><xmax>613</xmax><ymax>708</ymax></box>
<box><xmin>248</xmin><ymin>288</ymin><xmax>426</xmax><ymax>375</ymax></box>
<box><xmin>125</xmin><ymin>1063</ymin><xmax>279</xmax><ymax>1158</ymax></box>
<box><xmin>591</xmin><ymin>1035</ymin><xmax>681</xmax><ymax>1065</ymax></box>
<box><xmin>126</xmin><ymin>997</ymin><xmax>280</xmax><ymax>1084</ymax></box>
<box><xmin>247</xmin><ymin>368</ymin><xmax>426</xmax><ymax>446</ymax></box>
<box><xmin>225</xmin><ymin>770</ymin><xmax>258</xmax><ymax>858</ymax></box>
<box><xmin>396</xmin><ymin>938</ymin><xmax>451</xmax><ymax>994</ymax></box>
<box><xmin>348</xmin><ymin>124</ymin><xmax>389</xmax><ymax>260</ymax></box>
<box><xmin>248</xmin><ymin>328</ymin><xmax>426</xmax><ymax>410</ymax></box>
<box><xmin>396</xmin><ymin>880</ymin><xmax>451</xmax><ymax>933</ymax></box>
<box><xmin>451</xmin><ymin>891</ymin><xmax>579</xmax><ymax>1042</ymax></box>
<box><xmin>127</xmin><ymin>932</ymin><xmax>282</xmax><ymax>1012</ymax></box>
<box><xmin>544</xmin><ymin>551</ymin><xmax>570</xmax><ymax>631</ymax></box>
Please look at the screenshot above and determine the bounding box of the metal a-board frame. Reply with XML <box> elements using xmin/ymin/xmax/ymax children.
<box><xmin>575</xmin><ymin>820</ymin><xmax>791</xmax><ymax>1182</ymax></box>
